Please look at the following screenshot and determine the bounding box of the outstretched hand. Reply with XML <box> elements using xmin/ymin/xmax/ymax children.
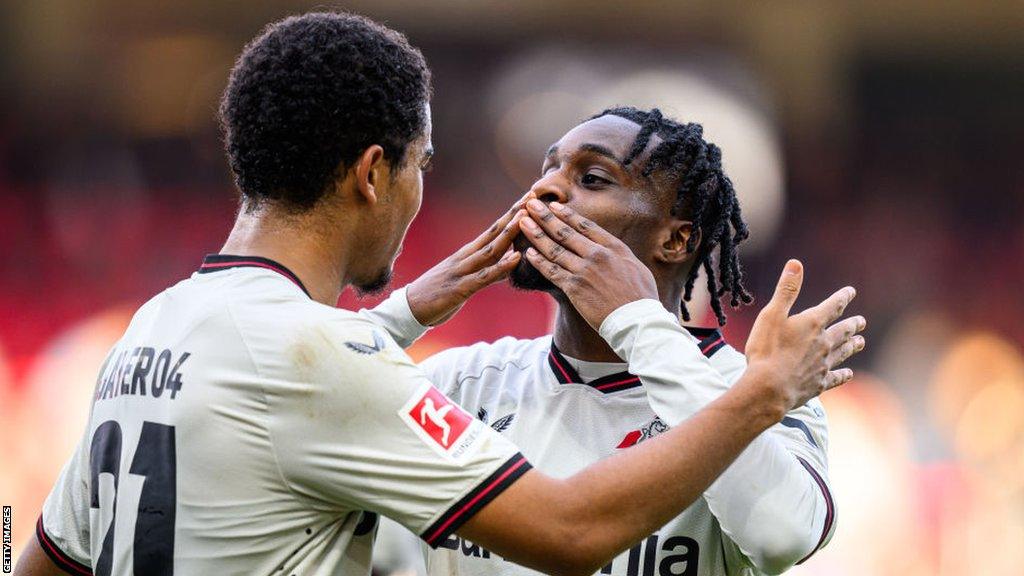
<box><xmin>744</xmin><ymin>260</ymin><xmax>866</xmax><ymax>413</ymax></box>
<box><xmin>405</xmin><ymin>194</ymin><xmax>532</xmax><ymax>326</ymax></box>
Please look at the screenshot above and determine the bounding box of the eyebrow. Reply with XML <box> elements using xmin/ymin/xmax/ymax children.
<box><xmin>544</xmin><ymin>143</ymin><xmax>627</xmax><ymax>170</ymax></box>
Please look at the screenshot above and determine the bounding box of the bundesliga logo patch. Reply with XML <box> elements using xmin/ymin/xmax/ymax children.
<box><xmin>399</xmin><ymin>384</ymin><xmax>480</xmax><ymax>459</ymax></box>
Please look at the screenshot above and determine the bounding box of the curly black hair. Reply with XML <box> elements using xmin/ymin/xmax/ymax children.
<box><xmin>219</xmin><ymin>12</ymin><xmax>432</xmax><ymax>211</ymax></box>
<box><xmin>592</xmin><ymin>107</ymin><xmax>753</xmax><ymax>325</ymax></box>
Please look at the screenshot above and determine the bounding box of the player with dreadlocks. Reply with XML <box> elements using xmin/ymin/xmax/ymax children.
<box><xmin>601</xmin><ymin>106</ymin><xmax>754</xmax><ymax>325</ymax></box>
<box><xmin>375</xmin><ymin>106</ymin><xmax>853</xmax><ymax>575</ymax></box>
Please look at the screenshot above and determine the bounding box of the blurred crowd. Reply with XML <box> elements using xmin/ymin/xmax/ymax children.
<box><xmin>1</xmin><ymin>2</ymin><xmax>1022</xmax><ymax>574</ymax></box>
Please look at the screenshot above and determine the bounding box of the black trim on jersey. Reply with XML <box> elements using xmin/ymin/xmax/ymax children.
<box><xmin>685</xmin><ymin>326</ymin><xmax>727</xmax><ymax>358</ymax></box>
<box><xmin>781</xmin><ymin>416</ymin><xmax>819</xmax><ymax>448</ymax></box>
<box><xmin>197</xmin><ymin>254</ymin><xmax>311</xmax><ymax>298</ymax></box>
<box><xmin>547</xmin><ymin>328</ymin><xmax>726</xmax><ymax>393</ymax></box>
<box><xmin>795</xmin><ymin>456</ymin><xmax>836</xmax><ymax>564</ymax></box>
<box><xmin>547</xmin><ymin>343</ymin><xmax>642</xmax><ymax>393</ymax></box>
<box><xmin>422</xmin><ymin>453</ymin><xmax>532</xmax><ymax>548</ymax></box>
<box><xmin>36</xmin><ymin>516</ymin><xmax>93</xmax><ymax>576</ymax></box>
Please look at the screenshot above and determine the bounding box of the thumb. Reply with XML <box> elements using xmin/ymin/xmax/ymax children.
<box><xmin>767</xmin><ymin>259</ymin><xmax>804</xmax><ymax>316</ymax></box>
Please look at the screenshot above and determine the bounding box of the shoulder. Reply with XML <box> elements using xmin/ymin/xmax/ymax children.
<box><xmin>229</xmin><ymin>294</ymin><xmax>415</xmax><ymax>387</ymax></box>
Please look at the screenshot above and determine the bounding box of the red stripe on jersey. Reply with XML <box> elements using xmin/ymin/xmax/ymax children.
<box><xmin>424</xmin><ymin>456</ymin><xmax>530</xmax><ymax>546</ymax></box>
<box><xmin>795</xmin><ymin>456</ymin><xmax>836</xmax><ymax>564</ymax></box>
<box><xmin>700</xmin><ymin>337</ymin><xmax>725</xmax><ymax>355</ymax></box>
<box><xmin>36</xmin><ymin>516</ymin><xmax>93</xmax><ymax>575</ymax></box>
<box><xmin>548</xmin><ymin>350</ymin><xmax>574</xmax><ymax>383</ymax></box>
<box><xmin>594</xmin><ymin>376</ymin><xmax>641</xmax><ymax>391</ymax></box>
<box><xmin>199</xmin><ymin>261</ymin><xmax>305</xmax><ymax>291</ymax></box>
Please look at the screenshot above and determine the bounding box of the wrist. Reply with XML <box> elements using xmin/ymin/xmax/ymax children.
<box><xmin>732</xmin><ymin>361</ymin><xmax>788</xmax><ymax>426</ymax></box>
<box><xmin>404</xmin><ymin>280</ymin><xmax>433</xmax><ymax>326</ymax></box>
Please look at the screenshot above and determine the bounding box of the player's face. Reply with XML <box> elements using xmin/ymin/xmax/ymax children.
<box><xmin>352</xmin><ymin>108</ymin><xmax>431</xmax><ymax>294</ymax></box>
<box><xmin>510</xmin><ymin>115</ymin><xmax>673</xmax><ymax>292</ymax></box>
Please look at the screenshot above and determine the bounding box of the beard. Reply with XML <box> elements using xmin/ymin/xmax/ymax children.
<box><xmin>354</xmin><ymin>266</ymin><xmax>393</xmax><ymax>297</ymax></box>
<box><xmin>508</xmin><ymin>233</ymin><xmax>560</xmax><ymax>293</ymax></box>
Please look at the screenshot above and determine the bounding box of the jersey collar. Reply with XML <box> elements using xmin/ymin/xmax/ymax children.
<box><xmin>198</xmin><ymin>254</ymin><xmax>311</xmax><ymax>298</ymax></box>
<box><xmin>547</xmin><ymin>342</ymin><xmax>642</xmax><ymax>393</ymax></box>
<box><xmin>546</xmin><ymin>326</ymin><xmax>727</xmax><ymax>394</ymax></box>
<box><xmin>684</xmin><ymin>326</ymin><xmax>728</xmax><ymax>357</ymax></box>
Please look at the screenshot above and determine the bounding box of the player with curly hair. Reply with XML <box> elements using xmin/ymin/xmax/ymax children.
<box><xmin>18</xmin><ymin>12</ymin><xmax>863</xmax><ymax>576</ymax></box>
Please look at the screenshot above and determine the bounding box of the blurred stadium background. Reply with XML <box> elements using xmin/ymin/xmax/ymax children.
<box><xmin>1</xmin><ymin>1</ymin><xmax>1022</xmax><ymax>574</ymax></box>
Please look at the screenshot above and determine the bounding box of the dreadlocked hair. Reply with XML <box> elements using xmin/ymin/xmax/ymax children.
<box><xmin>590</xmin><ymin>106</ymin><xmax>753</xmax><ymax>325</ymax></box>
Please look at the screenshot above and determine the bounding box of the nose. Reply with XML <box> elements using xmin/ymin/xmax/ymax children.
<box><xmin>528</xmin><ymin>172</ymin><xmax>569</xmax><ymax>205</ymax></box>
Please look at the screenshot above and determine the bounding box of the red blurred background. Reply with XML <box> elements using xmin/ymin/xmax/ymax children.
<box><xmin>2</xmin><ymin>2</ymin><xmax>1022</xmax><ymax>574</ymax></box>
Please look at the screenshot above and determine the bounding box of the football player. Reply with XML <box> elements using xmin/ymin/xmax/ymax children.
<box><xmin>375</xmin><ymin>108</ymin><xmax>856</xmax><ymax>575</ymax></box>
<box><xmin>16</xmin><ymin>14</ymin><xmax>862</xmax><ymax>576</ymax></box>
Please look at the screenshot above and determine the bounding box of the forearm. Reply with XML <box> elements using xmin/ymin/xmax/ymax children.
<box><xmin>562</xmin><ymin>380</ymin><xmax>781</xmax><ymax>556</ymax></box>
<box><xmin>462</xmin><ymin>377</ymin><xmax>781</xmax><ymax>576</ymax></box>
<box><xmin>703</xmin><ymin>431</ymin><xmax>832</xmax><ymax>574</ymax></box>
<box><xmin>13</xmin><ymin>536</ymin><xmax>68</xmax><ymax>576</ymax></box>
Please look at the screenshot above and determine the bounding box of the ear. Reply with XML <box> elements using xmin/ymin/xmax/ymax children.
<box><xmin>352</xmin><ymin>144</ymin><xmax>386</xmax><ymax>204</ymax></box>
<box><xmin>654</xmin><ymin>218</ymin><xmax>699</xmax><ymax>265</ymax></box>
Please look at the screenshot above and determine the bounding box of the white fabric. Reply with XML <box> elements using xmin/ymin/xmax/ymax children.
<box><xmin>372</xmin><ymin>297</ymin><xmax>835</xmax><ymax>576</ymax></box>
<box><xmin>41</xmin><ymin>266</ymin><xmax>522</xmax><ymax>576</ymax></box>
<box><xmin>357</xmin><ymin>286</ymin><xmax>430</xmax><ymax>349</ymax></box>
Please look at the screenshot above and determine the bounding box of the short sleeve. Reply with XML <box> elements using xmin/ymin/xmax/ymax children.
<box><xmin>263</xmin><ymin>316</ymin><xmax>531</xmax><ymax>548</ymax></box>
<box><xmin>39</xmin><ymin>433</ymin><xmax>93</xmax><ymax>574</ymax></box>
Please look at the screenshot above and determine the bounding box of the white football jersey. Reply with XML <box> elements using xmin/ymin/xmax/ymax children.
<box><xmin>38</xmin><ymin>255</ymin><xmax>531</xmax><ymax>576</ymax></box>
<box><xmin>416</xmin><ymin>330</ymin><xmax>834</xmax><ymax>576</ymax></box>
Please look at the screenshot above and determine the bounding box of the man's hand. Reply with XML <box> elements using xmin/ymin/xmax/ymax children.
<box><xmin>743</xmin><ymin>259</ymin><xmax>866</xmax><ymax>416</ymax></box>
<box><xmin>519</xmin><ymin>199</ymin><xmax>659</xmax><ymax>329</ymax></box>
<box><xmin>405</xmin><ymin>194</ymin><xmax>531</xmax><ymax>326</ymax></box>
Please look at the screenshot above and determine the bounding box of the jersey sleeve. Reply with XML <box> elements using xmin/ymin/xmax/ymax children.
<box><xmin>598</xmin><ymin>299</ymin><xmax>728</xmax><ymax>425</ymax></box>
<box><xmin>261</xmin><ymin>315</ymin><xmax>531</xmax><ymax>548</ymax></box>
<box><xmin>600</xmin><ymin>300</ymin><xmax>836</xmax><ymax>573</ymax></box>
<box><xmin>38</xmin><ymin>431</ymin><xmax>93</xmax><ymax>575</ymax></box>
<box><xmin>356</xmin><ymin>287</ymin><xmax>430</xmax><ymax>349</ymax></box>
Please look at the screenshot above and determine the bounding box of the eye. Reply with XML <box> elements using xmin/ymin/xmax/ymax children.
<box><xmin>581</xmin><ymin>172</ymin><xmax>611</xmax><ymax>187</ymax></box>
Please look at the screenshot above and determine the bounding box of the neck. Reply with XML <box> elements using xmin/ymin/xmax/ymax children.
<box><xmin>220</xmin><ymin>202</ymin><xmax>353</xmax><ymax>306</ymax></box>
<box><xmin>551</xmin><ymin>281</ymin><xmax>684</xmax><ymax>362</ymax></box>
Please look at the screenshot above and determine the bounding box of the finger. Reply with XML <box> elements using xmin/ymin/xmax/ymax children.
<box><xmin>524</xmin><ymin>199</ymin><xmax>600</xmax><ymax>256</ymax></box>
<box><xmin>824</xmin><ymin>315</ymin><xmax>867</xmax><ymax>348</ymax></box>
<box><xmin>826</xmin><ymin>335</ymin><xmax>866</xmax><ymax>369</ymax></box>
<box><xmin>766</xmin><ymin>260</ymin><xmax>804</xmax><ymax>316</ymax></box>
<box><xmin>463</xmin><ymin>249</ymin><xmax>521</xmax><ymax>291</ymax></box>
<box><xmin>802</xmin><ymin>286</ymin><xmax>857</xmax><ymax>327</ymax></box>
<box><xmin>823</xmin><ymin>368</ymin><xmax>854</xmax><ymax>391</ymax></box>
<box><xmin>468</xmin><ymin>193</ymin><xmax>533</xmax><ymax>250</ymax></box>
<box><xmin>527</xmin><ymin>199</ymin><xmax>623</xmax><ymax>253</ymax></box>
<box><xmin>519</xmin><ymin>216</ymin><xmax>585</xmax><ymax>271</ymax></box>
<box><xmin>523</xmin><ymin>246</ymin><xmax>572</xmax><ymax>290</ymax></box>
<box><xmin>459</xmin><ymin>209</ymin><xmax>526</xmax><ymax>271</ymax></box>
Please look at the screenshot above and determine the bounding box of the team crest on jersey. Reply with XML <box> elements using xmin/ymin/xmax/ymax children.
<box><xmin>344</xmin><ymin>330</ymin><xmax>386</xmax><ymax>355</ymax></box>
<box><xmin>399</xmin><ymin>384</ymin><xmax>482</xmax><ymax>461</ymax></box>
<box><xmin>616</xmin><ymin>417</ymin><xmax>669</xmax><ymax>449</ymax></box>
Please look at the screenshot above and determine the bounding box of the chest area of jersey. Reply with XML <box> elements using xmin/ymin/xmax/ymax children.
<box><xmin>451</xmin><ymin>390</ymin><xmax>726</xmax><ymax>575</ymax></box>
